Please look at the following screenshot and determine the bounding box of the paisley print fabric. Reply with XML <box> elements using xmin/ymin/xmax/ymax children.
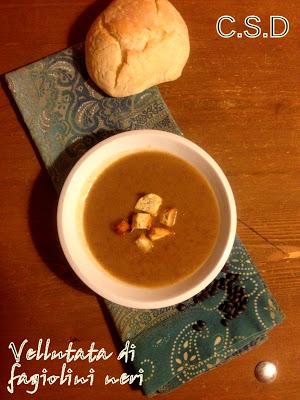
<box><xmin>6</xmin><ymin>44</ymin><xmax>283</xmax><ymax>396</ymax></box>
<box><xmin>6</xmin><ymin>44</ymin><xmax>181</xmax><ymax>192</ymax></box>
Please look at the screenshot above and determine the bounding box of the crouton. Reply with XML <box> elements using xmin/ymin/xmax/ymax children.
<box><xmin>131</xmin><ymin>213</ymin><xmax>152</xmax><ymax>231</ymax></box>
<box><xmin>135</xmin><ymin>193</ymin><xmax>162</xmax><ymax>216</ymax></box>
<box><xmin>114</xmin><ymin>219</ymin><xmax>130</xmax><ymax>235</ymax></box>
<box><xmin>149</xmin><ymin>227</ymin><xmax>174</xmax><ymax>241</ymax></box>
<box><xmin>160</xmin><ymin>208</ymin><xmax>178</xmax><ymax>227</ymax></box>
<box><xmin>135</xmin><ymin>233</ymin><xmax>153</xmax><ymax>253</ymax></box>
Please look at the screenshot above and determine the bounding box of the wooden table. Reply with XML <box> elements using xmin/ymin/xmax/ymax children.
<box><xmin>0</xmin><ymin>1</ymin><xmax>299</xmax><ymax>399</ymax></box>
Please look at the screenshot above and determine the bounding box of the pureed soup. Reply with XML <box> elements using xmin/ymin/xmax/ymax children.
<box><xmin>83</xmin><ymin>151</ymin><xmax>220</xmax><ymax>287</ymax></box>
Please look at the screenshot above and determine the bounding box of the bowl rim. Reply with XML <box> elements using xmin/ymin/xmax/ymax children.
<box><xmin>57</xmin><ymin>129</ymin><xmax>237</xmax><ymax>309</ymax></box>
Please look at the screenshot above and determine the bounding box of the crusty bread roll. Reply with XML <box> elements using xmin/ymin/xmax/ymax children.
<box><xmin>85</xmin><ymin>0</ymin><xmax>190</xmax><ymax>97</ymax></box>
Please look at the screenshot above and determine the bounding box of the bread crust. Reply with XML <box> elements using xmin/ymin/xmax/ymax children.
<box><xmin>85</xmin><ymin>0</ymin><xmax>190</xmax><ymax>97</ymax></box>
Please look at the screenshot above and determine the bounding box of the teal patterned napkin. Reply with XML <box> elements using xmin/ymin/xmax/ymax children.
<box><xmin>6</xmin><ymin>44</ymin><xmax>283</xmax><ymax>396</ymax></box>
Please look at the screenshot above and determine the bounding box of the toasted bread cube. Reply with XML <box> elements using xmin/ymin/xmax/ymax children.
<box><xmin>160</xmin><ymin>208</ymin><xmax>178</xmax><ymax>227</ymax></box>
<box><xmin>131</xmin><ymin>213</ymin><xmax>152</xmax><ymax>231</ymax></box>
<box><xmin>135</xmin><ymin>233</ymin><xmax>153</xmax><ymax>253</ymax></box>
<box><xmin>135</xmin><ymin>194</ymin><xmax>162</xmax><ymax>216</ymax></box>
<box><xmin>149</xmin><ymin>227</ymin><xmax>174</xmax><ymax>241</ymax></box>
<box><xmin>114</xmin><ymin>219</ymin><xmax>130</xmax><ymax>235</ymax></box>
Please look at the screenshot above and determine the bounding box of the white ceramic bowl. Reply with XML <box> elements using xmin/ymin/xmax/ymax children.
<box><xmin>57</xmin><ymin>130</ymin><xmax>236</xmax><ymax>309</ymax></box>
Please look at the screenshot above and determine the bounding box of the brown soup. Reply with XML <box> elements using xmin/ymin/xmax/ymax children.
<box><xmin>83</xmin><ymin>151</ymin><xmax>220</xmax><ymax>287</ymax></box>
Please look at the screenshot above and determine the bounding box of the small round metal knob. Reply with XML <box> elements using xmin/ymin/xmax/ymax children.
<box><xmin>255</xmin><ymin>361</ymin><xmax>278</xmax><ymax>383</ymax></box>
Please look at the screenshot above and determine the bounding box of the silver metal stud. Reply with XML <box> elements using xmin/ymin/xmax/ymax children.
<box><xmin>255</xmin><ymin>361</ymin><xmax>278</xmax><ymax>383</ymax></box>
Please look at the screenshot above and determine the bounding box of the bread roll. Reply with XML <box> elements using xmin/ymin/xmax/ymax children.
<box><xmin>85</xmin><ymin>0</ymin><xmax>190</xmax><ymax>97</ymax></box>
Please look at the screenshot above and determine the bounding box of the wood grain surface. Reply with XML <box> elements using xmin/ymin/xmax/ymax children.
<box><xmin>0</xmin><ymin>1</ymin><xmax>299</xmax><ymax>399</ymax></box>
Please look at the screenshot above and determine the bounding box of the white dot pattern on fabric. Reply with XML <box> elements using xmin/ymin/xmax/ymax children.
<box><xmin>140</xmin><ymin>358</ymin><xmax>155</xmax><ymax>382</ymax></box>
